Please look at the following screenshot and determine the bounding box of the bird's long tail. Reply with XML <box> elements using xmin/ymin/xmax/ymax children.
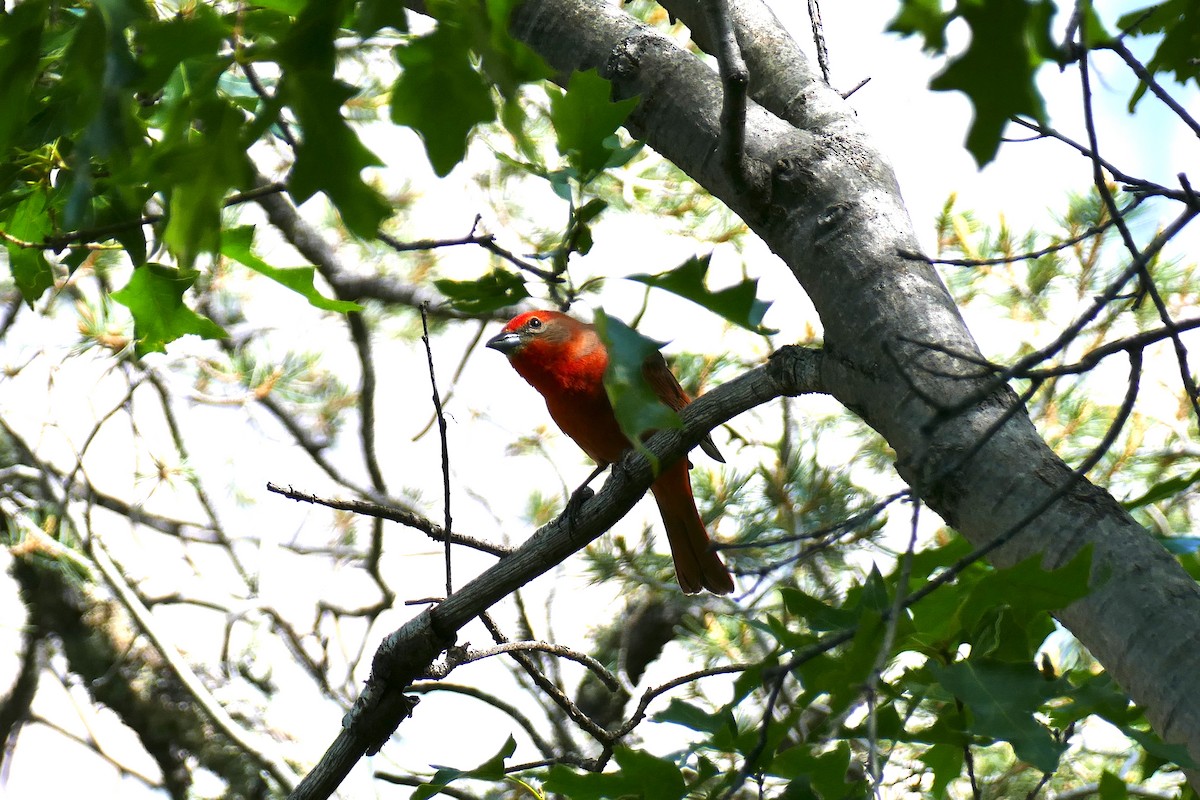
<box><xmin>651</xmin><ymin>462</ymin><xmax>734</xmax><ymax>595</ymax></box>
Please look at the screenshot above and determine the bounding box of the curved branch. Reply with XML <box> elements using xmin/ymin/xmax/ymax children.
<box><xmin>250</xmin><ymin>173</ymin><xmax>490</xmax><ymax>319</ymax></box>
<box><xmin>406</xmin><ymin>681</ymin><xmax>556</xmax><ymax>757</ymax></box>
<box><xmin>266</xmin><ymin>483</ymin><xmax>512</xmax><ymax>558</ymax></box>
<box><xmin>1099</xmin><ymin>40</ymin><xmax>1200</xmax><ymax>141</ymax></box>
<box><xmin>430</xmin><ymin>641</ymin><xmax>621</xmax><ymax>693</ymax></box>
<box><xmin>899</xmin><ymin>195</ymin><xmax>1146</xmax><ymax>267</ymax></box>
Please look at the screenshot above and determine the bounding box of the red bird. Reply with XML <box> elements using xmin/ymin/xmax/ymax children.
<box><xmin>486</xmin><ymin>310</ymin><xmax>734</xmax><ymax>595</ymax></box>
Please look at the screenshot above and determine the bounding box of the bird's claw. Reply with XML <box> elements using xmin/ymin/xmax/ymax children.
<box><xmin>565</xmin><ymin>485</ymin><xmax>595</xmax><ymax>530</ymax></box>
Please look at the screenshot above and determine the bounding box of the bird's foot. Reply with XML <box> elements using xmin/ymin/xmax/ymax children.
<box><xmin>565</xmin><ymin>484</ymin><xmax>595</xmax><ymax>531</ymax></box>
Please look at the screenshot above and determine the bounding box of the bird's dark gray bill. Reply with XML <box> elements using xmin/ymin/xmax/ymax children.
<box><xmin>485</xmin><ymin>331</ymin><xmax>522</xmax><ymax>354</ymax></box>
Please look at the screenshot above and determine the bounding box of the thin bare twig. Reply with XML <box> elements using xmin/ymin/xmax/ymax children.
<box><xmin>85</xmin><ymin>530</ymin><xmax>299</xmax><ymax>792</ymax></box>
<box><xmin>406</xmin><ymin>681</ymin><xmax>556</xmax><ymax>757</ymax></box>
<box><xmin>242</xmin><ymin>60</ymin><xmax>298</xmax><ymax>147</ymax></box>
<box><xmin>144</xmin><ymin>370</ymin><xmax>253</xmax><ymax>587</ymax></box>
<box><xmin>899</xmin><ymin>196</ymin><xmax>1144</xmax><ymax>268</ymax></box>
<box><xmin>1076</xmin><ymin>42</ymin><xmax>1200</xmax><ymax>426</ymax></box>
<box><xmin>478</xmin><ymin>612</ymin><xmax>605</xmax><ymax>743</ymax></box>
<box><xmin>840</xmin><ymin>76</ymin><xmax>870</xmax><ymax>99</ymax></box>
<box><xmin>378</xmin><ymin>216</ymin><xmax>558</xmax><ymax>281</ymax></box>
<box><xmin>347</xmin><ymin>311</ymin><xmax>388</xmax><ymax>494</ymax></box>
<box><xmin>607</xmin><ymin>662</ymin><xmax>753</xmax><ymax>741</ymax></box>
<box><xmin>413</xmin><ymin>320</ymin><xmax>489</xmax><ymax>440</ymax></box>
<box><xmin>717</xmin><ymin>489</ymin><xmax>910</xmax><ymax>551</ymax></box>
<box><xmin>1100</xmin><ymin>39</ymin><xmax>1200</xmax><ymax>141</ymax></box>
<box><xmin>1009</xmin><ymin>117</ymin><xmax>1187</xmax><ymax>203</ymax></box>
<box><xmin>265</xmin><ymin>483</ymin><xmax>512</xmax><ymax>558</ymax></box>
<box><xmin>420</xmin><ymin>303</ymin><xmax>455</xmax><ymax>597</ymax></box>
<box><xmin>917</xmin><ymin>206</ymin><xmax>1196</xmax><ymax>426</ymax></box>
<box><xmin>807</xmin><ymin>0</ymin><xmax>830</xmax><ymax>84</ymax></box>
<box><xmin>428</xmin><ymin>641</ymin><xmax>620</xmax><ymax>693</ymax></box>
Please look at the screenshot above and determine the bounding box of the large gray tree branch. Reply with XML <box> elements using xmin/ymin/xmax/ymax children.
<box><xmin>508</xmin><ymin>0</ymin><xmax>1200</xmax><ymax>772</ymax></box>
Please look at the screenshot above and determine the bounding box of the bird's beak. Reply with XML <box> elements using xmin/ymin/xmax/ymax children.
<box><xmin>485</xmin><ymin>330</ymin><xmax>523</xmax><ymax>354</ymax></box>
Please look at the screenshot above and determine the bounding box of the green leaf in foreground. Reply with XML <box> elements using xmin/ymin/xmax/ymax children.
<box><xmin>391</xmin><ymin>24</ymin><xmax>496</xmax><ymax>176</ymax></box>
<box><xmin>434</xmin><ymin>269</ymin><xmax>528</xmax><ymax>314</ymax></box>
<box><xmin>593</xmin><ymin>310</ymin><xmax>681</xmax><ymax>464</ymax></box>
<box><xmin>0</xmin><ymin>1</ymin><xmax>46</xmax><ymax>159</ymax></box>
<box><xmin>957</xmin><ymin>547</ymin><xmax>1093</xmax><ymax>631</ymax></box>
<box><xmin>919</xmin><ymin>742</ymin><xmax>966</xmax><ymax>798</ymax></box>
<box><xmin>544</xmin><ymin>746</ymin><xmax>687</xmax><ymax>800</ymax></box>
<box><xmin>887</xmin><ymin>0</ymin><xmax>951</xmax><ymax>53</ymax></box>
<box><xmin>4</xmin><ymin>190</ymin><xmax>55</xmax><ymax>304</ymax></box>
<box><xmin>222</xmin><ymin>226</ymin><xmax>360</xmax><ymax>313</ymax></box>
<box><xmin>932</xmin><ymin>659</ymin><xmax>1067</xmax><ymax>772</ymax></box>
<box><xmin>629</xmin><ymin>254</ymin><xmax>775</xmax><ymax>334</ymax></box>
<box><xmin>651</xmin><ymin>698</ymin><xmax>735</xmax><ymax>735</ymax></box>
<box><xmin>111</xmin><ymin>264</ymin><xmax>226</xmax><ymax>356</ymax></box>
<box><xmin>353</xmin><ymin>0</ymin><xmax>409</xmax><ymax>38</ymax></box>
<box><xmin>549</xmin><ymin>69</ymin><xmax>639</xmax><ymax>180</ymax></box>
<box><xmin>277</xmin><ymin>0</ymin><xmax>391</xmax><ymax>237</ymax></box>
<box><xmin>284</xmin><ymin>72</ymin><xmax>391</xmax><ymax>237</ymax></box>
<box><xmin>928</xmin><ymin>0</ymin><xmax>1057</xmax><ymax>165</ymax></box>
<box><xmin>1119</xmin><ymin>0</ymin><xmax>1200</xmax><ymax>109</ymax></box>
<box><xmin>1123</xmin><ymin>466</ymin><xmax>1200</xmax><ymax>510</ymax></box>
<box><xmin>412</xmin><ymin>735</ymin><xmax>515</xmax><ymax>800</ymax></box>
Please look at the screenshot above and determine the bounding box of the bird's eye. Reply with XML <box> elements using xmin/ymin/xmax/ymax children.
<box><xmin>527</xmin><ymin>317</ymin><xmax>543</xmax><ymax>331</ymax></box>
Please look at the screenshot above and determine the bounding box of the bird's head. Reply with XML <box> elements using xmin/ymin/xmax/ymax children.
<box><xmin>485</xmin><ymin>310</ymin><xmax>576</xmax><ymax>357</ymax></box>
<box><xmin>486</xmin><ymin>310</ymin><xmax>607</xmax><ymax>391</ymax></box>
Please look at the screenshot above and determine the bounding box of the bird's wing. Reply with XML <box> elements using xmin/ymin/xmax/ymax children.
<box><xmin>642</xmin><ymin>352</ymin><xmax>725</xmax><ymax>463</ymax></box>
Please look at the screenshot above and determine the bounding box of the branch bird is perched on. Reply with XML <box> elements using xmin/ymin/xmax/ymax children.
<box><xmin>486</xmin><ymin>310</ymin><xmax>735</xmax><ymax>594</ymax></box>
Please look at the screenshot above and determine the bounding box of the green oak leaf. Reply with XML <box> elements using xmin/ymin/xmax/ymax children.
<box><xmin>932</xmin><ymin>659</ymin><xmax>1067</xmax><ymax>772</ymax></box>
<box><xmin>277</xmin><ymin>0</ymin><xmax>391</xmax><ymax>237</ymax></box>
<box><xmin>545</xmin><ymin>746</ymin><xmax>687</xmax><ymax>800</ymax></box>
<box><xmin>159</xmin><ymin>98</ymin><xmax>252</xmax><ymax>267</ymax></box>
<box><xmin>5</xmin><ymin>190</ymin><xmax>55</xmax><ymax>304</ymax></box>
<box><xmin>957</xmin><ymin>547</ymin><xmax>1093</xmax><ymax>632</ymax></box>
<box><xmin>920</xmin><ymin>743</ymin><xmax>966</xmax><ymax>797</ymax></box>
<box><xmin>593</xmin><ymin>310</ymin><xmax>681</xmax><ymax>467</ymax></box>
<box><xmin>887</xmin><ymin>0</ymin><xmax>951</xmax><ymax>53</ymax></box>
<box><xmin>929</xmin><ymin>0</ymin><xmax>1058</xmax><ymax>166</ymax></box>
<box><xmin>391</xmin><ymin>23</ymin><xmax>496</xmax><ymax>177</ymax></box>
<box><xmin>1124</xmin><ymin>465</ymin><xmax>1200</xmax><ymax>509</ymax></box>
<box><xmin>111</xmin><ymin>263</ymin><xmax>226</xmax><ymax>356</ymax></box>
<box><xmin>549</xmin><ymin>69</ymin><xmax>639</xmax><ymax>180</ymax></box>
<box><xmin>222</xmin><ymin>226</ymin><xmax>360</xmax><ymax>313</ymax></box>
<box><xmin>629</xmin><ymin>254</ymin><xmax>776</xmax><ymax>334</ymax></box>
<box><xmin>433</xmin><ymin>269</ymin><xmax>528</xmax><ymax>314</ymax></box>
<box><xmin>134</xmin><ymin>4</ymin><xmax>229</xmax><ymax>94</ymax></box>
<box><xmin>353</xmin><ymin>0</ymin><xmax>409</xmax><ymax>38</ymax></box>
<box><xmin>1119</xmin><ymin>0</ymin><xmax>1199</xmax><ymax>109</ymax></box>
<box><xmin>412</xmin><ymin>735</ymin><xmax>515</xmax><ymax>800</ymax></box>
<box><xmin>0</xmin><ymin>1</ymin><xmax>46</xmax><ymax>159</ymax></box>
